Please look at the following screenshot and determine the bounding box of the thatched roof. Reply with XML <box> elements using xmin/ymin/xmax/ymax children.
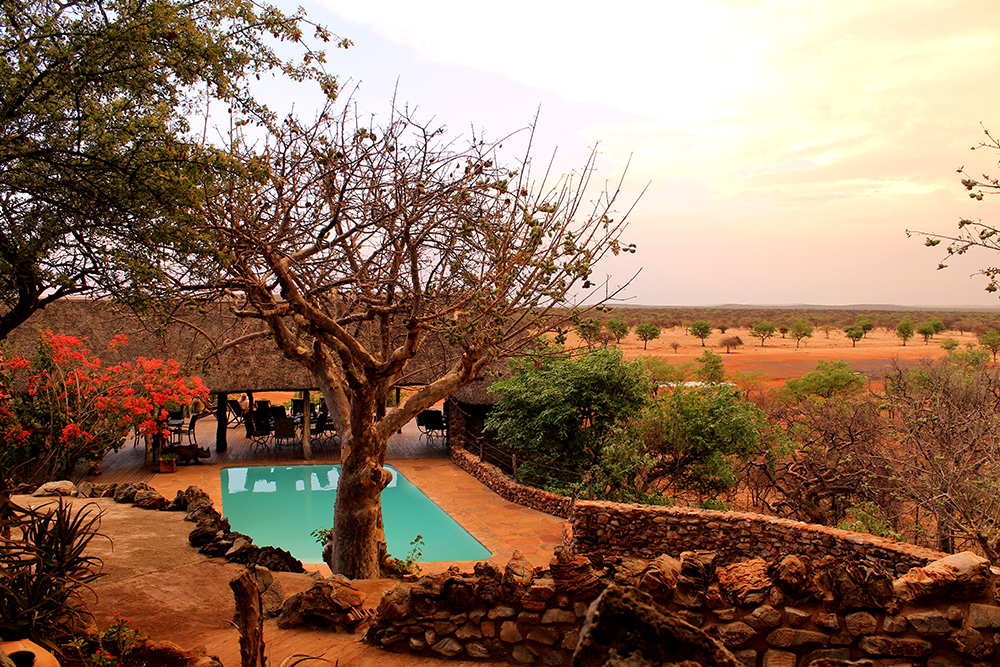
<box><xmin>4</xmin><ymin>298</ymin><xmax>454</xmax><ymax>394</ymax></box>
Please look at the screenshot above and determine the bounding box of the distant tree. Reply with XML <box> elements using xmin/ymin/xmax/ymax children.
<box><xmin>720</xmin><ymin>336</ymin><xmax>744</xmax><ymax>354</ymax></box>
<box><xmin>750</xmin><ymin>321</ymin><xmax>776</xmax><ymax>347</ymax></box>
<box><xmin>790</xmin><ymin>320</ymin><xmax>813</xmax><ymax>349</ymax></box>
<box><xmin>688</xmin><ymin>320</ymin><xmax>713</xmax><ymax>347</ymax></box>
<box><xmin>778</xmin><ymin>325</ymin><xmax>789</xmax><ymax>338</ymax></box>
<box><xmin>780</xmin><ymin>361</ymin><xmax>864</xmax><ymax>400</ymax></box>
<box><xmin>916</xmin><ymin>321</ymin><xmax>937</xmax><ymax>344</ymax></box>
<box><xmin>979</xmin><ymin>330</ymin><xmax>1000</xmax><ymax>362</ymax></box>
<box><xmin>844</xmin><ymin>325</ymin><xmax>865</xmax><ymax>347</ymax></box>
<box><xmin>931</xmin><ymin>318</ymin><xmax>947</xmax><ymax>335</ymax></box>
<box><xmin>940</xmin><ymin>338</ymin><xmax>960</xmax><ymax>353</ymax></box>
<box><xmin>821</xmin><ymin>325</ymin><xmax>832</xmax><ymax>339</ymax></box>
<box><xmin>694</xmin><ymin>350</ymin><xmax>726</xmax><ymax>383</ymax></box>
<box><xmin>717</xmin><ymin>324</ymin><xmax>729</xmax><ymax>334</ymax></box>
<box><xmin>856</xmin><ymin>316</ymin><xmax>875</xmax><ymax>338</ymax></box>
<box><xmin>576</xmin><ymin>318</ymin><xmax>603</xmax><ymax>348</ymax></box>
<box><xmin>896</xmin><ymin>318</ymin><xmax>915</xmax><ymax>346</ymax></box>
<box><xmin>670</xmin><ymin>342</ymin><xmax>681</xmax><ymax>353</ymax></box>
<box><xmin>636</xmin><ymin>323</ymin><xmax>661</xmax><ymax>350</ymax></box>
<box><xmin>606</xmin><ymin>319</ymin><xmax>630</xmax><ymax>344</ymax></box>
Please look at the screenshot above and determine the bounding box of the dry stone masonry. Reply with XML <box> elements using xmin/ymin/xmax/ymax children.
<box><xmin>365</xmin><ymin>547</ymin><xmax>1000</xmax><ymax>666</ymax></box>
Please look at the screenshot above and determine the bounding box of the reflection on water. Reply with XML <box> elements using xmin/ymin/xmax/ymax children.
<box><xmin>226</xmin><ymin>465</ymin><xmax>396</xmax><ymax>494</ymax></box>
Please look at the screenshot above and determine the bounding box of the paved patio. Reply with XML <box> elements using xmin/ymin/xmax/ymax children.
<box><xmin>51</xmin><ymin>413</ymin><xmax>565</xmax><ymax>666</ymax></box>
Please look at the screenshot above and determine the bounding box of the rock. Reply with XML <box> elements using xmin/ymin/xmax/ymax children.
<box><xmin>813</xmin><ymin>559</ymin><xmax>894</xmax><ymax>611</ymax></box>
<box><xmin>75</xmin><ymin>481</ymin><xmax>95</xmax><ymax>498</ymax></box>
<box><xmin>248</xmin><ymin>565</ymin><xmax>283</xmax><ymax>617</ymax></box>
<box><xmin>527</xmin><ymin>627</ymin><xmax>560</xmax><ymax>646</ymax></box>
<box><xmin>612</xmin><ymin>558</ymin><xmax>649</xmax><ymax>586</ymax></box>
<box><xmin>771</xmin><ymin>555</ymin><xmax>809</xmax><ymax>594</ymax></box>
<box><xmin>950</xmin><ymin>626</ymin><xmax>993</xmax><ymax>659</ymax></box>
<box><xmin>113</xmin><ymin>482</ymin><xmax>153</xmax><ymax>503</ymax></box>
<box><xmin>32</xmin><ymin>480</ymin><xmax>76</xmax><ymax>496</ymax></box>
<box><xmin>503</xmin><ymin>550</ymin><xmax>535</xmax><ymax>598</ymax></box>
<box><xmin>512</xmin><ymin>645</ymin><xmax>537</xmax><ymax>664</ymax></box>
<box><xmin>732</xmin><ymin>649</ymin><xmax>757</xmax><ymax>667</ymax></box>
<box><xmin>474</xmin><ymin>561</ymin><xmax>504</xmax><ymax>603</ymax></box>
<box><xmin>805</xmin><ymin>660</ymin><xmax>874</xmax><ymax>667</ymax></box>
<box><xmin>550</xmin><ymin>548</ymin><xmax>603</xmax><ymax>600</ymax></box>
<box><xmin>717</xmin><ymin>558</ymin><xmax>771</xmax><ymax>605</ymax></box>
<box><xmin>572</xmin><ymin>585</ymin><xmax>740</xmax><ymax>667</ymax></box>
<box><xmin>542</xmin><ymin>608</ymin><xmax>576</xmax><ymax>624</ymax></box>
<box><xmin>638</xmin><ymin>554</ymin><xmax>681</xmax><ymax>599</ymax></box>
<box><xmin>466</xmin><ymin>642</ymin><xmax>490</xmax><ymax>659</ymax></box>
<box><xmin>185</xmin><ymin>505</ymin><xmax>229</xmax><ymax>532</ymax></box>
<box><xmin>905</xmin><ymin>609</ymin><xmax>950</xmax><ymax>635</ymax></box>
<box><xmin>188</xmin><ymin>525</ymin><xmax>219</xmax><ymax>548</ymax></box>
<box><xmin>277</xmin><ymin>577</ymin><xmax>367</xmax><ymax>630</ymax></box>
<box><xmin>765</xmin><ymin>628</ymin><xmax>830</xmax><ymax>648</ymax></box>
<box><xmin>761</xmin><ymin>650</ymin><xmax>796</xmax><ymax>667</ymax></box>
<box><xmin>675</xmin><ymin>551</ymin><xmax>718</xmax><ymax>606</ymax></box>
<box><xmin>708</xmin><ymin>622</ymin><xmax>757</xmax><ymax>647</ymax></box>
<box><xmin>500</xmin><ymin>620</ymin><xmax>523</xmax><ymax>642</ymax></box>
<box><xmin>430</xmin><ymin>637</ymin><xmax>463</xmax><ymax>657</ymax></box>
<box><xmin>784</xmin><ymin>607</ymin><xmax>810</xmax><ymax>627</ymax></box>
<box><xmin>815</xmin><ymin>613</ymin><xmax>839</xmax><ymax>631</ymax></box>
<box><xmin>881</xmin><ymin>614</ymin><xmax>906</xmax><ymax>634</ymax></box>
<box><xmin>893</xmin><ymin>552</ymin><xmax>990</xmax><ymax>603</ymax></box>
<box><xmin>801</xmin><ymin>648</ymin><xmax>851</xmax><ymax>666</ymax></box>
<box><xmin>857</xmin><ymin>635</ymin><xmax>932</xmax><ymax>657</ymax></box>
<box><xmin>253</xmin><ymin>546</ymin><xmax>303</xmax><ymax>573</ymax></box>
<box><xmin>744</xmin><ymin>605</ymin><xmax>782</xmax><ymax>630</ymax></box>
<box><xmin>968</xmin><ymin>603</ymin><xmax>1000</xmax><ymax>629</ymax></box>
<box><xmin>844</xmin><ymin>612</ymin><xmax>877</xmax><ymax>636</ymax></box>
<box><xmin>132</xmin><ymin>489</ymin><xmax>167</xmax><ymax>510</ymax></box>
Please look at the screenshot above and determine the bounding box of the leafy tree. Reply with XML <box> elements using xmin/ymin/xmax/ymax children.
<box><xmin>486</xmin><ymin>348</ymin><xmax>650</xmax><ymax>475</ymax></box>
<box><xmin>719</xmin><ymin>336</ymin><xmax>743</xmax><ymax>354</ymax></box>
<box><xmin>693</xmin><ymin>350</ymin><xmax>726</xmax><ymax>384</ymax></box>
<box><xmin>670</xmin><ymin>342</ymin><xmax>681</xmax><ymax>353</ymax></box>
<box><xmin>576</xmin><ymin>318</ymin><xmax>603</xmax><ymax>348</ymax></box>
<box><xmin>635</xmin><ymin>323</ymin><xmax>661</xmax><ymax>350</ymax></box>
<box><xmin>856</xmin><ymin>316</ymin><xmax>875</xmax><ymax>338</ymax></box>
<box><xmin>916</xmin><ymin>321</ymin><xmax>937</xmax><ymax>344</ymax></box>
<box><xmin>780</xmin><ymin>361</ymin><xmax>864</xmax><ymax>400</ymax></box>
<box><xmin>640</xmin><ymin>384</ymin><xmax>772</xmax><ymax>498</ymax></box>
<box><xmin>930</xmin><ymin>318</ymin><xmax>947</xmax><ymax>335</ymax></box>
<box><xmin>0</xmin><ymin>330</ymin><xmax>206</xmax><ymax>483</ymax></box>
<box><xmin>749</xmin><ymin>320</ymin><xmax>776</xmax><ymax>347</ymax></box>
<box><xmin>641</xmin><ymin>357</ymin><xmax>686</xmax><ymax>386</ymax></box>
<box><xmin>688</xmin><ymin>320</ymin><xmax>712</xmax><ymax>347</ymax></box>
<box><xmin>778</xmin><ymin>325</ymin><xmax>789</xmax><ymax>338</ymax></box>
<box><xmin>189</xmin><ymin>106</ymin><xmax>635</xmax><ymax>578</ymax></box>
<box><xmin>895</xmin><ymin>317</ymin><xmax>914</xmax><ymax>346</ymax></box>
<box><xmin>0</xmin><ymin>0</ymin><xmax>336</xmax><ymax>340</ymax></box>
<box><xmin>606</xmin><ymin>319</ymin><xmax>630</xmax><ymax>344</ymax></box>
<box><xmin>940</xmin><ymin>338</ymin><xmax>960</xmax><ymax>353</ymax></box>
<box><xmin>844</xmin><ymin>325</ymin><xmax>865</xmax><ymax>347</ymax></box>
<box><xmin>978</xmin><ymin>329</ymin><xmax>1000</xmax><ymax>362</ymax></box>
<box><xmin>789</xmin><ymin>319</ymin><xmax>813</xmax><ymax>349</ymax></box>
<box><xmin>717</xmin><ymin>324</ymin><xmax>729</xmax><ymax>334</ymax></box>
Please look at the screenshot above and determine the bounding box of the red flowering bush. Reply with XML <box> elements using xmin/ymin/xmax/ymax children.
<box><xmin>0</xmin><ymin>330</ymin><xmax>207</xmax><ymax>483</ymax></box>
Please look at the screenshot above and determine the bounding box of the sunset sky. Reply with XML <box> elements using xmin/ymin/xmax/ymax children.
<box><xmin>272</xmin><ymin>0</ymin><xmax>1000</xmax><ymax>307</ymax></box>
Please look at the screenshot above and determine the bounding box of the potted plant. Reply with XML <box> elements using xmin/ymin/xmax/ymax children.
<box><xmin>158</xmin><ymin>452</ymin><xmax>179</xmax><ymax>473</ymax></box>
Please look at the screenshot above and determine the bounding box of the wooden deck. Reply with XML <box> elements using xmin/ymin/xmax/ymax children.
<box><xmin>83</xmin><ymin>415</ymin><xmax>448</xmax><ymax>486</ymax></box>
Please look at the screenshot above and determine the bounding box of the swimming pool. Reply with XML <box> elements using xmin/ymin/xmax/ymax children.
<box><xmin>220</xmin><ymin>464</ymin><xmax>491</xmax><ymax>563</ymax></box>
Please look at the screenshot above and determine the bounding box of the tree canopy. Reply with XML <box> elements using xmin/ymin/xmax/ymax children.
<box><xmin>0</xmin><ymin>0</ymin><xmax>337</xmax><ymax>339</ymax></box>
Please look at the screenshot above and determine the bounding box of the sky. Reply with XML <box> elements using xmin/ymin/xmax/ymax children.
<box><xmin>264</xmin><ymin>0</ymin><xmax>1000</xmax><ymax>307</ymax></box>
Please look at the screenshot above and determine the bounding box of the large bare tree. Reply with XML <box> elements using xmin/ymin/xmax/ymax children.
<box><xmin>191</xmin><ymin>104</ymin><xmax>637</xmax><ymax>578</ymax></box>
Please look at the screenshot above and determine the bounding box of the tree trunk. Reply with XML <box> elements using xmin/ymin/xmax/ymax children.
<box><xmin>329</xmin><ymin>389</ymin><xmax>392</xmax><ymax>579</ymax></box>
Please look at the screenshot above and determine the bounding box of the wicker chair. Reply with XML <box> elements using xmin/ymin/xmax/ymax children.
<box><xmin>243</xmin><ymin>411</ymin><xmax>272</xmax><ymax>451</ymax></box>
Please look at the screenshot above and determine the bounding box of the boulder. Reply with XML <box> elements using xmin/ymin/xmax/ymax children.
<box><xmin>132</xmin><ymin>489</ymin><xmax>167</xmax><ymax>510</ymax></box>
<box><xmin>639</xmin><ymin>554</ymin><xmax>681</xmax><ymax>599</ymax></box>
<box><xmin>277</xmin><ymin>576</ymin><xmax>367</xmax><ymax>630</ymax></box>
<box><xmin>572</xmin><ymin>585</ymin><xmax>739</xmax><ymax>667</ymax></box>
<box><xmin>812</xmin><ymin>558</ymin><xmax>894</xmax><ymax>611</ymax></box>
<box><xmin>893</xmin><ymin>552</ymin><xmax>990</xmax><ymax>603</ymax></box>
<box><xmin>113</xmin><ymin>482</ymin><xmax>153</xmax><ymax>504</ymax></box>
<box><xmin>253</xmin><ymin>546</ymin><xmax>304</xmax><ymax>573</ymax></box>
<box><xmin>32</xmin><ymin>480</ymin><xmax>76</xmax><ymax>497</ymax></box>
<box><xmin>551</xmin><ymin>548</ymin><xmax>603</xmax><ymax>600</ymax></box>
<box><xmin>717</xmin><ymin>558</ymin><xmax>772</xmax><ymax>605</ymax></box>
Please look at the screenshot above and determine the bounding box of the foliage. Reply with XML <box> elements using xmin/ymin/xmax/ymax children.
<box><xmin>486</xmin><ymin>348</ymin><xmax>650</xmax><ymax>471</ymax></box>
<box><xmin>978</xmin><ymin>329</ymin><xmax>1000</xmax><ymax>362</ymax></box>
<box><xmin>940</xmin><ymin>337</ymin><xmax>960</xmax><ymax>353</ymax></box>
<box><xmin>635</xmin><ymin>323</ymin><xmax>661</xmax><ymax>349</ymax></box>
<box><xmin>641</xmin><ymin>357</ymin><xmax>687</xmax><ymax>385</ymax></box>
<box><xmin>895</xmin><ymin>317</ymin><xmax>914</xmax><ymax>346</ymax></box>
<box><xmin>688</xmin><ymin>320</ymin><xmax>712</xmax><ymax>346</ymax></box>
<box><xmin>915</xmin><ymin>321</ymin><xmax>937</xmax><ymax>344</ymax></box>
<box><xmin>719</xmin><ymin>336</ymin><xmax>743</xmax><ymax>354</ymax></box>
<box><xmin>68</xmin><ymin>613</ymin><xmax>144</xmax><ymax>667</ymax></box>
<box><xmin>749</xmin><ymin>321</ymin><xmax>776</xmax><ymax>347</ymax></box>
<box><xmin>0</xmin><ymin>0</ymin><xmax>338</xmax><ymax>340</ymax></box>
<box><xmin>575</xmin><ymin>318</ymin><xmax>603</xmax><ymax>348</ymax></box>
<box><xmin>0</xmin><ymin>499</ymin><xmax>105</xmax><ymax>644</ymax></box>
<box><xmin>789</xmin><ymin>319</ymin><xmax>813</xmax><ymax>348</ymax></box>
<box><xmin>780</xmin><ymin>361</ymin><xmax>864</xmax><ymax>400</ymax></box>
<box><xmin>838</xmin><ymin>501</ymin><xmax>901</xmax><ymax>540</ymax></box>
<box><xmin>640</xmin><ymin>384</ymin><xmax>773</xmax><ymax>498</ymax></box>
<box><xmin>693</xmin><ymin>350</ymin><xmax>726</xmax><ymax>384</ymax></box>
<box><xmin>0</xmin><ymin>331</ymin><xmax>206</xmax><ymax>483</ymax></box>
<box><xmin>606</xmin><ymin>319</ymin><xmax>630</xmax><ymax>344</ymax></box>
<box><xmin>843</xmin><ymin>325</ymin><xmax>865</xmax><ymax>347</ymax></box>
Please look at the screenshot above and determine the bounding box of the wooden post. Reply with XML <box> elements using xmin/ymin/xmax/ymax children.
<box><xmin>301</xmin><ymin>389</ymin><xmax>313</xmax><ymax>460</ymax></box>
<box><xmin>216</xmin><ymin>392</ymin><xmax>228</xmax><ymax>453</ymax></box>
<box><xmin>229</xmin><ymin>568</ymin><xmax>265</xmax><ymax>667</ymax></box>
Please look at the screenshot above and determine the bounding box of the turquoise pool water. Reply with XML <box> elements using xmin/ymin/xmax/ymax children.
<box><xmin>220</xmin><ymin>465</ymin><xmax>491</xmax><ymax>563</ymax></box>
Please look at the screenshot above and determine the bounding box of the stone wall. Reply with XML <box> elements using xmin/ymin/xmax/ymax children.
<box><xmin>448</xmin><ymin>445</ymin><xmax>946</xmax><ymax>573</ymax></box>
<box><xmin>571</xmin><ymin>500</ymin><xmax>946</xmax><ymax>574</ymax></box>
<box><xmin>366</xmin><ymin>548</ymin><xmax>1000</xmax><ymax>666</ymax></box>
